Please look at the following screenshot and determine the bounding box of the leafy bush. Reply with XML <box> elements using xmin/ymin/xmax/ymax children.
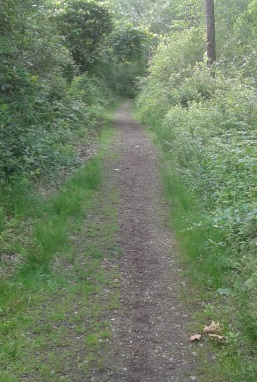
<box><xmin>137</xmin><ymin>25</ymin><xmax>257</xmax><ymax>344</ymax></box>
<box><xmin>55</xmin><ymin>0</ymin><xmax>113</xmax><ymax>72</ymax></box>
<box><xmin>137</xmin><ymin>28</ymin><xmax>206</xmax><ymax>124</ymax></box>
<box><xmin>0</xmin><ymin>0</ymin><xmax>116</xmax><ymax>183</ymax></box>
<box><xmin>69</xmin><ymin>73</ymin><xmax>114</xmax><ymax>109</ymax></box>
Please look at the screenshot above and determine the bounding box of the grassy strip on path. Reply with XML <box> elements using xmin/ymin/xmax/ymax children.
<box><xmin>0</xmin><ymin>127</ymin><xmax>121</xmax><ymax>381</ymax></box>
<box><xmin>156</xmin><ymin>147</ymin><xmax>257</xmax><ymax>382</ymax></box>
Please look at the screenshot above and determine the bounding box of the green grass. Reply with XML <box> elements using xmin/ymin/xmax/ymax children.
<box><xmin>157</xmin><ymin>149</ymin><xmax>257</xmax><ymax>382</ymax></box>
<box><xmin>0</xmin><ymin>118</ymin><xmax>121</xmax><ymax>381</ymax></box>
<box><xmin>133</xmin><ymin>102</ymin><xmax>257</xmax><ymax>380</ymax></box>
<box><xmin>162</xmin><ymin>166</ymin><xmax>227</xmax><ymax>289</ymax></box>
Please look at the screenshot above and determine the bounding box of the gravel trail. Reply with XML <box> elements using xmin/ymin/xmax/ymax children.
<box><xmin>92</xmin><ymin>101</ymin><xmax>199</xmax><ymax>382</ymax></box>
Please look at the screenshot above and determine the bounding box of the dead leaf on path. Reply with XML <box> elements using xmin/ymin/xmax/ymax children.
<box><xmin>190</xmin><ymin>321</ymin><xmax>225</xmax><ymax>342</ymax></box>
<box><xmin>101</xmin><ymin>258</ymin><xmax>109</xmax><ymax>268</ymax></box>
<box><xmin>189</xmin><ymin>333</ymin><xmax>202</xmax><ymax>341</ymax></box>
<box><xmin>203</xmin><ymin>321</ymin><xmax>222</xmax><ymax>334</ymax></box>
<box><xmin>208</xmin><ymin>334</ymin><xmax>226</xmax><ymax>341</ymax></box>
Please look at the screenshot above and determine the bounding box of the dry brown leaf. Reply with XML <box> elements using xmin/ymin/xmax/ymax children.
<box><xmin>189</xmin><ymin>333</ymin><xmax>202</xmax><ymax>341</ymax></box>
<box><xmin>208</xmin><ymin>334</ymin><xmax>225</xmax><ymax>341</ymax></box>
<box><xmin>101</xmin><ymin>258</ymin><xmax>109</xmax><ymax>268</ymax></box>
<box><xmin>203</xmin><ymin>321</ymin><xmax>222</xmax><ymax>334</ymax></box>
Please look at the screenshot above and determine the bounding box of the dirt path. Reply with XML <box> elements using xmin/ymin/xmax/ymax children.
<box><xmin>92</xmin><ymin>102</ymin><xmax>199</xmax><ymax>381</ymax></box>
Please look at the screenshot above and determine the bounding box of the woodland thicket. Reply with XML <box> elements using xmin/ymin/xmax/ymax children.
<box><xmin>0</xmin><ymin>0</ymin><xmax>148</xmax><ymax>184</ymax></box>
<box><xmin>2</xmin><ymin>0</ymin><xmax>257</xmax><ymax>380</ymax></box>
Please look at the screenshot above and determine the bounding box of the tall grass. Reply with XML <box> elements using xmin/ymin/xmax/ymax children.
<box><xmin>162</xmin><ymin>166</ymin><xmax>227</xmax><ymax>290</ymax></box>
<box><xmin>0</xmin><ymin>156</ymin><xmax>101</xmax><ymax>301</ymax></box>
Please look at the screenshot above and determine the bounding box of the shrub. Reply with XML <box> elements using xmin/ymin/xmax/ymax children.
<box><xmin>137</xmin><ymin>27</ymin><xmax>257</xmax><ymax>343</ymax></box>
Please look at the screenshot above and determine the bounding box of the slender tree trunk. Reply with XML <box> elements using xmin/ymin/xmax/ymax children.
<box><xmin>205</xmin><ymin>0</ymin><xmax>216</xmax><ymax>66</ymax></box>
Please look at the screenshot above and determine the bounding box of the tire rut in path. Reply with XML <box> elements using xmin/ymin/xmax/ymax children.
<box><xmin>95</xmin><ymin>102</ymin><xmax>198</xmax><ymax>382</ymax></box>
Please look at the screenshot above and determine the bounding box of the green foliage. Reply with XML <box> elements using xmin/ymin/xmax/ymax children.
<box><xmin>55</xmin><ymin>0</ymin><xmax>113</xmax><ymax>71</ymax></box>
<box><xmin>136</xmin><ymin>3</ymin><xmax>257</xmax><ymax>377</ymax></box>
<box><xmin>109</xmin><ymin>0</ymin><xmax>205</xmax><ymax>34</ymax></box>
<box><xmin>0</xmin><ymin>2</ymin><xmax>116</xmax><ymax>182</ymax></box>
<box><xmin>69</xmin><ymin>73</ymin><xmax>114</xmax><ymax>108</ymax></box>
<box><xmin>0</xmin><ymin>0</ymin><xmax>150</xmax><ymax>186</ymax></box>
<box><xmin>138</xmin><ymin>39</ymin><xmax>257</xmax><ymax>334</ymax></box>
<box><xmin>0</xmin><ymin>0</ymin><xmax>40</xmax><ymax>38</ymax></box>
<box><xmin>0</xmin><ymin>53</ymin><xmax>55</xmax><ymax>179</ymax></box>
<box><xmin>105</xmin><ymin>25</ymin><xmax>149</xmax><ymax>63</ymax></box>
<box><xmin>137</xmin><ymin>28</ymin><xmax>206</xmax><ymax>124</ymax></box>
<box><xmin>117</xmin><ymin>62</ymin><xmax>146</xmax><ymax>97</ymax></box>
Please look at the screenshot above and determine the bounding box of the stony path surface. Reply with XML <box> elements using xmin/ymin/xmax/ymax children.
<box><xmin>92</xmin><ymin>102</ymin><xmax>199</xmax><ymax>382</ymax></box>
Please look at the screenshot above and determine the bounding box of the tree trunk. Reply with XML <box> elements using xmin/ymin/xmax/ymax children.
<box><xmin>205</xmin><ymin>0</ymin><xmax>216</xmax><ymax>66</ymax></box>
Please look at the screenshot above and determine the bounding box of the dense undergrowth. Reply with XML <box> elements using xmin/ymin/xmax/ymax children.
<box><xmin>0</xmin><ymin>0</ymin><xmax>148</xmax><ymax>261</ymax></box>
<box><xmin>136</xmin><ymin>24</ymin><xmax>257</xmax><ymax>381</ymax></box>
<box><xmin>0</xmin><ymin>0</ymin><xmax>148</xmax><ymax>184</ymax></box>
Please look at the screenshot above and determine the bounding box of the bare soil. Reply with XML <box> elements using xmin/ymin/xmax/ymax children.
<box><xmin>92</xmin><ymin>102</ymin><xmax>199</xmax><ymax>381</ymax></box>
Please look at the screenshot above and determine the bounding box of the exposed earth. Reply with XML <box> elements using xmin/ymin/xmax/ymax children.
<box><xmin>91</xmin><ymin>102</ymin><xmax>199</xmax><ymax>382</ymax></box>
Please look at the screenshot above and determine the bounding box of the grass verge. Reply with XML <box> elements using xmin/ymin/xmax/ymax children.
<box><xmin>0</xmin><ymin>121</ymin><xmax>121</xmax><ymax>381</ymax></box>
<box><xmin>155</xmin><ymin>148</ymin><xmax>257</xmax><ymax>382</ymax></box>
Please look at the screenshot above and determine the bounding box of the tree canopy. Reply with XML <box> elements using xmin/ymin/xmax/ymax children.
<box><xmin>55</xmin><ymin>0</ymin><xmax>114</xmax><ymax>71</ymax></box>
